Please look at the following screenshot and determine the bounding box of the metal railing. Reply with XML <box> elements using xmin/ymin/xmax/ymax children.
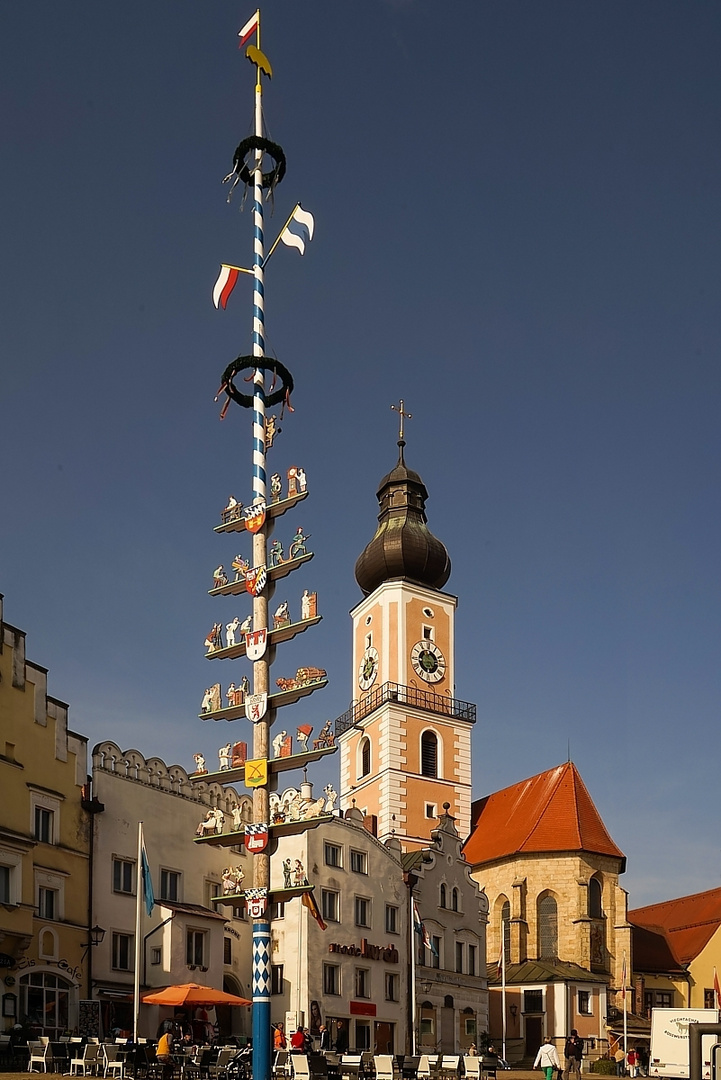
<box><xmin>335</xmin><ymin>681</ymin><xmax>476</xmax><ymax>734</ymax></box>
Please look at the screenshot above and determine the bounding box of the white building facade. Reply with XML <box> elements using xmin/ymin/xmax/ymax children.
<box><xmin>90</xmin><ymin>741</ymin><xmax>253</xmax><ymax>1039</ymax></box>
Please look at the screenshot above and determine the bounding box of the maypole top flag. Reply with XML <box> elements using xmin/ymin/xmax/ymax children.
<box><xmin>280</xmin><ymin>205</ymin><xmax>315</xmax><ymax>255</ymax></box>
<box><xmin>238</xmin><ymin>10</ymin><xmax>259</xmax><ymax>48</ymax></box>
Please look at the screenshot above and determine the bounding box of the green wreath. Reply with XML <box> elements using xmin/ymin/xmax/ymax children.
<box><xmin>231</xmin><ymin>136</ymin><xmax>286</xmax><ymax>191</ymax></box>
<box><xmin>219</xmin><ymin>356</ymin><xmax>294</xmax><ymax>410</ymax></box>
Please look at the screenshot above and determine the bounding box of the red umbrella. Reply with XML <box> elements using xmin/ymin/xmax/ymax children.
<box><xmin>142</xmin><ymin>983</ymin><xmax>250</xmax><ymax>1007</ymax></box>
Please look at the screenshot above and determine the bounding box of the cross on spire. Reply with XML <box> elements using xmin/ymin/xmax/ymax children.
<box><xmin>390</xmin><ymin>399</ymin><xmax>412</xmax><ymax>442</ymax></box>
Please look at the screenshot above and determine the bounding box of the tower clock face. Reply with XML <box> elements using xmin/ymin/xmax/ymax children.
<box><xmin>411</xmin><ymin>640</ymin><xmax>446</xmax><ymax>683</ymax></box>
<box><xmin>358</xmin><ymin>646</ymin><xmax>379</xmax><ymax>691</ymax></box>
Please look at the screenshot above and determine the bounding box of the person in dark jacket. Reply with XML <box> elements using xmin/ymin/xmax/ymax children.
<box><xmin>564</xmin><ymin>1031</ymin><xmax>584</xmax><ymax>1080</ymax></box>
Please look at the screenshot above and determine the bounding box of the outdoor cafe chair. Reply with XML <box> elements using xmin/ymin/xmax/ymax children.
<box><xmin>70</xmin><ymin>1042</ymin><xmax>99</xmax><ymax>1076</ymax></box>
<box><xmin>439</xmin><ymin>1058</ymin><xmax>460</xmax><ymax>1080</ymax></box>
<box><xmin>340</xmin><ymin>1056</ymin><xmax>363</xmax><ymax>1080</ymax></box>
<box><xmin>462</xmin><ymin>1059</ymin><xmax>480</xmax><ymax>1080</ymax></box>
<box><xmin>103</xmin><ymin>1043</ymin><xmax>125</xmax><ymax>1079</ymax></box>
<box><xmin>291</xmin><ymin>1055</ymin><xmax>311</xmax><ymax>1080</ymax></box>
<box><xmin>373</xmin><ymin>1056</ymin><xmax>395</xmax><ymax>1080</ymax></box>
<box><xmin>28</xmin><ymin>1041</ymin><xmax>50</xmax><ymax>1073</ymax></box>
<box><xmin>416</xmin><ymin>1057</ymin><xmax>438</xmax><ymax>1080</ymax></box>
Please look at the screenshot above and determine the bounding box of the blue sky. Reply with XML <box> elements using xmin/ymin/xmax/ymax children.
<box><xmin>2</xmin><ymin>2</ymin><xmax>720</xmax><ymax>908</ymax></box>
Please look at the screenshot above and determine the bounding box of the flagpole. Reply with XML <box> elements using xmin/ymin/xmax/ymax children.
<box><xmin>410</xmin><ymin>894</ymin><xmax>418</xmax><ymax>1055</ymax></box>
<box><xmin>133</xmin><ymin>822</ymin><xmax>143</xmax><ymax>1043</ymax></box>
<box><xmin>623</xmin><ymin>951</ymin><xmax>628</xmax><ymax>1063</ymax></box>
<box><xmin>501</xmin><ymin>921</ymin><xmax>507</xmax><ymax>1063</ymax></box>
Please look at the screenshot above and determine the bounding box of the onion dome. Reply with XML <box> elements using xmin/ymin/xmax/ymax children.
<box><xmin>354</xmin><ymin>440</ymin><xmax>451</xmax><ymax>597</ymax></box>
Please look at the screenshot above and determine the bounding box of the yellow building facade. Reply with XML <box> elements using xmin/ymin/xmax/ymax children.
<box><xmin>0</xmin><ymin>595</ymin><xmax>90</xmax><ymax>1036</ymax></box>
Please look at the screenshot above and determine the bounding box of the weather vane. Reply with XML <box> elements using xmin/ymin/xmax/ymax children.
<box><xmin>391</xmin><ymin>399</ymin><xmax>412</xmax><ymax>441</ymax></box>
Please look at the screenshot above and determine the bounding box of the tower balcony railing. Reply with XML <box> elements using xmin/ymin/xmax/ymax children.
<box><xmin>335</xmin><ymin>680</ymin><xmax>476</xmax><ymax>735</ymax></box>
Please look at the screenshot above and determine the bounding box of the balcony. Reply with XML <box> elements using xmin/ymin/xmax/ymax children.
<box><xmin>335</xmin><ymin>681</ymin><xmax>476</xmax><ymax>734</ymax></box>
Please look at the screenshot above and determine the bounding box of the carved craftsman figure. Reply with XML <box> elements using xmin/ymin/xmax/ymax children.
<box><xmin>270</xmin><ymin>473</ymin><xmax>282</xmax><ymax>502</ymax></box>
<box><xmin>268</xmin><ymin>539</ymin><xmax>284</xmax><ymax>567</ymax></box>
<box><xmin>226</xmin><ymin>617</ymin><xmax>241</xmax><ymax>647</ymax></box>
<box><xmin>272</xmin><ymin>730</ymin><xmax>288</xmax><ymax>758</ymax></box>
<box><xmin>205</xmin><ymin>623</ymin><xmax>223</xmax><ymax>653</ymax></box>
<box><xmin>219</xmin><ymin>743</ymin><xmax>232</xmax><ymax>770</ymax></box>
<box><xmin>296</xmin><ymin>467</ymin><xmax>307</xmax><ymax>492</ymax></box>
<box><xmin>300</xmin><ymin>590</ymin><xmax>317</xmax><ymax>620</ymax></box>
<box><xmin>232</xmin><ymin>554</ymin><xmax>250</xmax><ymax>581</ymax></box>
<box><xmin>213</xmin><ymin>565</ymin><xmax>228</xmax><ymax>588</ymax></box>
<box><xmin>289</xmin><ymin>528</ymin><xmax>310</xmax><ymax>559</ymax></box>
<box><xmin>193</xmin><ymin>752</ymin><xmax>207</xmax><ymax>774</ymax></box>
<box><xmin>273</xmin><ymin>600</ymin><xmax>290</xmax><ymax>629</ymax></box>
<box><xmin>283</xmin><ymin>859</ymin><xmax>292</xmax><ymax>888</ymax></box>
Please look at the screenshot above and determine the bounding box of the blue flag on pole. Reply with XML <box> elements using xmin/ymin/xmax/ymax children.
<box><xmin>141</xmin><ymin>838</ymin><xmax>155</xmax><ymax>916</ymax></box>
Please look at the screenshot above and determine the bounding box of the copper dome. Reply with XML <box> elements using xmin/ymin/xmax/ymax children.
<box><xmin>354</xmin><ymin>441</ymin><xmax>451</xmax><ymax>597</ymax></box>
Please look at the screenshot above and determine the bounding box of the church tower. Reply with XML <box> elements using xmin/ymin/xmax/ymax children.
<box><xmin>338</xmin><ymin>417</ymin><xmax>476</xmax><ymax>850</ymax></box>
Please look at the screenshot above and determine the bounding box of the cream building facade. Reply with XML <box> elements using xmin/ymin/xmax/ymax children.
<box><xmin>0</xmin><ymin>594</ymin><xmax>90</xmax><ymax>1037</ymax></box>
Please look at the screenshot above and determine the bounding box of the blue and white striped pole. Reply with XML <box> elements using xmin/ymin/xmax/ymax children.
<box><xmin>250</xmin><ymin>25</ymin><xmax>271</xmax><ymax>1080</ymax></box>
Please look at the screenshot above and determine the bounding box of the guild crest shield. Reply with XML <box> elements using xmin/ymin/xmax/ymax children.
<box><xmin>244</xmin><ymin>887</ymin><xmax>268</xmax><ymax>920</ymax></box>
<box><xmin>245</xmin><ymin>822</ymin><xmax>269</xmax><ymax>853</ymax></box>
<box><xmin>244</xmin><ymin>501</ymin><xmax>266</xmax><ymax>534</ymax></box>
<box><xmin>245</xmin><ymin>565</ymin><xmax>267</xmax><ymax>596</ymax></box>
<box><xmin>245</xmin><ymin>693</ymin><xmax>268</xmax><ymax>723</ymax></box>
<box><xmin>245</xmin><ymin>627</ymin><xmax>268</xmax><ymax>660</ymax></box>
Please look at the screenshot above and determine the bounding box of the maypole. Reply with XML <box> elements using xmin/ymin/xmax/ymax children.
<box><xmin>190</xmin><ymin>14</ymin><xmax>334</xmax><ymax>1080</ymax></box>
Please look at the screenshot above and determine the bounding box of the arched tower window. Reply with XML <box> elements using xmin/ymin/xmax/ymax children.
<box><xmin>538</xmin><ymin>894</ymin><xmax>558</xmax><ymax>959</ymax></box>
<box><xmin>500</xmin><ymin>898</ymin><xmax>511</xmax><ymax>964</ymax></box>
<box><xmin>589</xmin><ymin>876</ymin><xmax>603</xmax><ymax>918</ymax></box>
<box><xmin>452</xmin><ymin>888</ymin><xmax>459</xmax><ymax>912</ymax></box>
<box><xmin>421</xmin><ymin>731</ymin><xmax>438</xmax><ymax>778</ymax></box>
<box><xmin>440</xmin><ymin>884</ymin><xmax>447</xmax><ymax>908</ymax></box>
<box><xmin>359</xmin><ymin>737</ymin><xmax>371</xmax><ymax>778</ymax></box>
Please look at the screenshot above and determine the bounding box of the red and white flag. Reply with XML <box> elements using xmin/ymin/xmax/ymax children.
<box><xmin>238</xmin><ymin>10</ymin><xmax>259</xmax><ymax>47</ymax></box>
<box><xmin>213</xmin><ymin>264</ymin><xmax>241</xmax><ymax>309</ymax></box>
<box><xmin>714</xmin><ymin>966</ymin><xmax>720</xmax><ymax>1010</ymax></box>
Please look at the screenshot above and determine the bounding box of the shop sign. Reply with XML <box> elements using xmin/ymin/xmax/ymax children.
<box><xmin>328</xmin><ymin>939</ymin><xmax>399</xmax><ymax>963</ymax></box>
<box><xmin>350</xmin><ymin>1001</ymin><xmax>377</xmax><ymax>1016</ymax></box>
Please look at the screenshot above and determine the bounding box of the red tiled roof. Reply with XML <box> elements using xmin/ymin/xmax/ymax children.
<box><xmin>629</xmin><ymin>888</ymin><xmax>721</xmax><ymax>965</ymax></box>
<box><xmin>630</xmin><ymin>923</ymin><xmax>686</xmax><ymax>973</ymax></box>
<box><xmin>462</xmin><ymin>762</ymin><xmax>625</xmax><ymax>867</ymax></box>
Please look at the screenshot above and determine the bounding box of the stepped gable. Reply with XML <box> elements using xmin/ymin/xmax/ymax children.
<box><xmin>462</xmin><ymin>761</ymin><xmax>625</xmax><ymax>867</ymax></box>
<box><xmin>629</xmin><ymin>887</ymin><xmax>721</xmax><ymax>964</ymax></box>
<box><xmin>354</xmin><ymin>440</ymin><xmax>451</xmax><ymax>597</ymax></box>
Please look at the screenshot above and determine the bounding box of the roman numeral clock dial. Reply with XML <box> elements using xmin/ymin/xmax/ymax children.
<box><xmin>410</xmin><ymin>640</ymin><xmax>446</xmax><ymax>684</ymax></box>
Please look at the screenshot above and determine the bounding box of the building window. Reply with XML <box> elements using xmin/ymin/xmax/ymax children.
<box><xmin>224</xmin><ymin>938</ymin><xmax>232</xmax><ymax>965</ymax></box>
<box><xmin>271</xmin><ymin>901</ymin><xmax>285</xmax><ymax>920</ymax></box>
<box><xmin>422</xmin><ymin>625</ymin><xmax>434</xmax><ymax>641</ymax></box>
<box><xmin>589</xmin><ymin>876</ymin><xmax>603</xmax><ymax>918</ymax></box>
<box><xmin>421</xmin><ymin>731</ymin><xmax>438</xmax><ymax>778</ymax></box>
<box><xmin>452</xmin><ymin>888</ymin><xmax>459</xmax><ymax>912</ymax></box>
<box><xmin>431</xmin><ymin>936</ymin><xmax>441</xmax><ymax>969</ymax></box>
<box><xmin>355</xmin><ymin>897</ymin><xmax>370</xmax><ymax>927</ymax></box>
<box><xmin>360</xmin><ymin>738</ymin><xmax>371</xmax><ymax>778</ymax></box>
<box><xmin>425</xmin><ymin>803</ymin><xmax>436</xmax><ymax>818</ymax></box>
<box><xmin>113</xmin><ymin>859</ymin><xmax>135</xmax><ymax>895</ymax></box>
<box><xmin>206</xmin><ymin>881</ymin><xmax>221</xmax><ymax>907</ymax></box>
<box><xmin>538</xmin><ymin>894</ymin><xmax>558</xmax><ymax>959</ymax></box>
<box><xmin>233</xmin><ymin>903</ymin><xmax>246</xmax><ymax>920</ymax></box>
<box><xmin>186</xmin><ymin>930</ymin><xmax>205</xmax><ymax>968</ymax></box>
<box><xmin>465</xmin><ymin>1017</ymin><xmax>477</xmax><ymax>1038</ymax></box>
<box><xmin>524</xmin><ymin>990</ymin><xmax>543</xmax><ymax>1014</ymax></box>
<box><xmin>350</xmin><ymin>850</ymin><xmax>367</xmax><ymax>875</ymax></box>
<box><xmin>323</xmin><ymin>964</ymin><xmax>340</xmax><ymax>995</ymax></box>
<box><xmin>578</xmin><ymin>991</ymin><xmax>592</xmax><ymax>1015</ymax></box>
<box><xmin>385</xmin><ymin>905</ymin><xmax>398</xmax><ymax>934</ymax></box>
<box><xmin>355</xmin><ymin>968</ymin><xmax>370</xmax><ymax>998</ymax></box>
<box><xmin>37</xmin><ymin>887</ymin><xmax>57</xmax><ymax>921</ymax></box>
<box><xmin>501</xmin><ymin>899</ymin><xmax>511</xmax><ymax>963</ymax></box>
<box><xmin>160</xmin><ymin>869</ymin><xmax>181</xmax><ymax>902</ymax></box>
<box><xmin>271</xmin><ymin>965</ymin><xmax>284</xmax><ymax>995</ymax></box>
<box><xmin>468</xmin><ymin>944</ymin><xmax>477</xmax><ymax>976</ymax></box>
<box><xmin>324</xmin><ymin>843</ymin><xmax>342</xmax><ymax>868</ymax></box>
<box><xmin>34</xmin><ymin>806</ymin><xmax>54</xmax><ymax>844</ymax></box>
<box><xmin>355</xmin><ymin>1022</ymin><xmax>371</xmax><ymax>1050</ymax></box>
<box><xmin>0</xmin><ymin>866</ymin><xmax>10</xmax><ymax>905</ymax></box>
<box><xmin>112</xmin><ymin>932</ymin><xmax>133</xmax><ymax>971</ymax></box>
<box><xmin>20</xmin><ymin>972</ymin><xmax>70</xmax><ymax>1034</ymax></box>
<box><xmin>655</xmin><ymin>991</ymin><xmax>673</xmax><ymax>1008</ymax></box>
<box><xmin>705</xmin><ymin>989</ymin><xmax>716</xmax><ymax>1009</ymax></box>
<box><xmin>322</xmin><ymin>890</ymin><xmax>339</xmax><ymax>922</ymax></box>
<box><xmin>385</xmin><ymin>973</ymin><xmax>399</xmax><ymax>1001</ymax></box>
<box><xmin>440</xmin><ymin>884</ymin><xmax>447</xmax><ymax>908</ymax></box>
<box><xmin>151</xmin><ymin>947</ymin><xmax>161</xmax><ymax>965</ymax></box>
<box><xmin>455</xmin><ymin>942</ymin><xmax>464</xmax><ymax>974</ymax></box>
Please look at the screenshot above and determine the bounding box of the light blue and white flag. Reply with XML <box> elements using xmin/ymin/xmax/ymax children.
<box><xmin>140</xmin><ymin>832</ymin><xmax>155</xmax><ymax>916</ymax></box>
<box><xmin>279</xmin><ymin>204</ymin><xmax>315</xmax><ymax>255</ymax></box>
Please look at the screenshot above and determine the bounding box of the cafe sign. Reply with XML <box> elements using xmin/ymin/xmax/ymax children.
<box><xmin>328</xmin><ymin>938</ymin><xmax>399</xmax><ymax>963</ymax></box>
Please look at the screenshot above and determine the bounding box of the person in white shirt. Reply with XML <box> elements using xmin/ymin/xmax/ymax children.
<box><xmin>535</xmin><ymin>1036</ymin><xmax>561</xmax><ymax>1080</ymax></box>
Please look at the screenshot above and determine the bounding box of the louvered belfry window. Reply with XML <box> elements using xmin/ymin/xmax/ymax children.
<box><xmin>421</xmin><ymin>731</ymin><xmax>438</xmax><ymax>777</ymax></box>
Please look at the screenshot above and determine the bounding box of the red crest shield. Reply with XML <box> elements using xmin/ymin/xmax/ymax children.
<box><xmin>245</xmin><ymin>627</ymin><xmax>268</xmax><ymax>660</ymax></box>
<box><xmin>245</xmin><ymin>565</ymin><xmax>267</xmax><ymax>596</ymax></box>
<box><xmin>245</xmin><ymin>822</ymin><xmax>269</xmax><ymax>853</ymax></box>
